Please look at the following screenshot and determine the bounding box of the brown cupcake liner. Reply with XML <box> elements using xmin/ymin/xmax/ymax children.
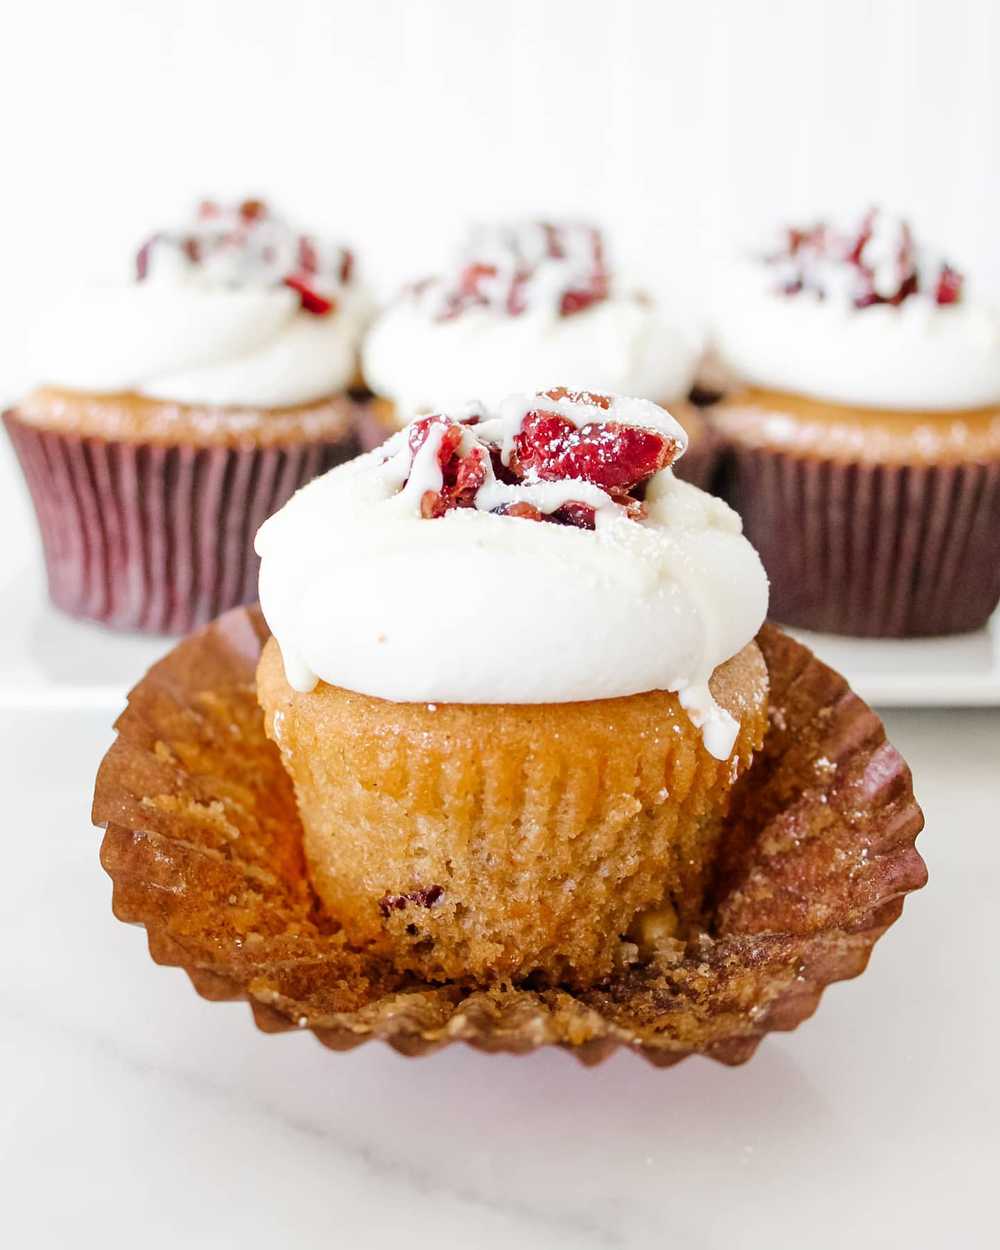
<box><xmin>355</xmin><ymin>399</ymin><xmax>394</xmax><ymax>453</ymax></box>
<box><xmin>3</xmin><ymin>410</ymin><xmax>358</xmax><ymax>634</ymax></box>
<box><xmin>720</xmin><ymin>445</ymin><xmax>1000</xmax><ymax>637</ymax></box>
<box><xmin>92</xmin><ymin>605</ymin><xmax>926</xmax><ymax>1066</ymax></box>
<box><xmin>672</xmin><ymin>422</ymin><xmax>723</xmax><ymax>492</ymax></box>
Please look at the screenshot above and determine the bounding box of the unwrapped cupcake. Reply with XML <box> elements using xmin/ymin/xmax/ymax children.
<box><xmin>255</xmin><ymin>388</ymin><xmax>769</xmax><ymax>986</ymax></box>
<box><xmin>4</xmin><ymin>199</ymin><xmax>368</xmax><ymax>633</ymax></box>
<box><xmin>710</xmin><ymin>208</ymin><xmax>1000</xmax><ymax>637</ymax></box>
<box><xmin>360</xmin><ymin>223</ymin><xmax>718</xmax><ymax>487</ymax></box>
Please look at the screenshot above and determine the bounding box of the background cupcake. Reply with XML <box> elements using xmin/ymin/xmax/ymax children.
<box><xmin>359</xmin><ymin>221</ymin><xmax>718</xmax><ymax>487</ymax></box>
<box><xmin>3</xmin><ymin>198</ymin><xmax>368</xmax><ymax>633</ymax></box>
<box><xmin>710</xmin><ymin>208</ymin><xmax>1000</xmax><ymax>637</ymax></box>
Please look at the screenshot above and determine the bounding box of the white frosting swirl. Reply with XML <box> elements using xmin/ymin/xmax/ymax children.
<box><xmin>36</xmin><ymin>286</ymin><xmax>368</xmax><ymax>407</ymax></box>
<box><xmin>255</xmin><ymin>395</ymin><xmax>768</xmax><ymax>760</ymax></box>
<box><xmin>35</xmin><ymin>201</ymin><xmax>369</xmax><ymax>408</ymax></box>
<box><xmin>363</xmin><ymin>296</ymin><xmax>699</xmax><ymax>422</ymax></box>
<box><xmin>712</xmin><ymin>262</ymin><xmax>1000</xmax><ymax>412</ymax></box>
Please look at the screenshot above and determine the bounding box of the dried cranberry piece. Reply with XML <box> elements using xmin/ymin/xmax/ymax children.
<box><xmin>493</xmin><ymin>501</ymin><xmax>544</xmax><ymax>521</ymax></box>
<box><xmin>406</xmin><ymin>417</ymin><xmax>486</xmax><ymax>516</ymax></box>
<box><xmin>513</xmin><ymin>412</ymin><xmax>677</xmax><ymax>494</ymax></box>
<box><xmin>560</xmin><ymin>267</ymin><xmax>609</xmax><ymax>316</ymax></box>
<box><xmin>936</xmin><ymin>264</ymin><xmax>963</xmax><ymax>305</ymax></box>
<box><xmin>135</xmin><ymin>234</ymin><xmax>158</xmax><ymax>280</ymax></box>
<box><xmin>297</xmin><ymin>236</ymin><xmax>319</xmax><ymax>273</ymax></box>
<box><xmin>549</xmin><ymin>501</ymin><xmax>597</xmax><ymax>529</ymax></box>
<box><xmin>378</xmin><ymin>884</ymin><xmax>444</xmax><ymax>918</ymax></box>
<box><xmin>284</xmin><ymin>273</ymin><xmax>334</xmax><ymax>315</ymax></box>
<box><xmin>239</xmin><ymin>198</ymin><xmax>267</xmax><ymax>223</ymax></box>
<box><xmin>420</xmin><ymin>491</ymin><xmax>446</xmax><ymax>519</ymax></box>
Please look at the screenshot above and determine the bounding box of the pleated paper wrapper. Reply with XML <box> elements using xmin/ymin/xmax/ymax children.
<box><xmin>93</xmin><ymin>608</ymin><xmax>926</xmax><ymax>1066</ymax></box>
<box><xmin>721</xmin><ymin>444</ymin><xmax>1000</xmax><ymax>637</ymax></box>
<box><xmin>3</xmin><ymin>409</ymin><xmax>359</xmax><ymax>634</ymax></box>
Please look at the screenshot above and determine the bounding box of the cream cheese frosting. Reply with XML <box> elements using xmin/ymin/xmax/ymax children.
<box><xmin>35</xmin><ymin>200</ymin><xmax>369</xmax><ymax>408</ymax></box>
<box><xmin>712</xmin><ymin>210</ymin><xmax>1000</xmax><ymax>411</ymax></box>
<box><xmin>362</xmin><ymin>222</ymin><xmax>700</xmax><ymax>421</ymax></box>
<box><xmin>255</xmin><ymin>392</ymin><xmax>768</xmax><ymax>759</ymax></box>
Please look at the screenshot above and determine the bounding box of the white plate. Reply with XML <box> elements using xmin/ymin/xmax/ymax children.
<box><xmin>788</xmin><ymin>614</ymin><xmax>1000</xmax><ymax>707</ymax></box>
<box><xmin>3</xmin><ymin>552</ymin><xmax>998</xmax><ymax>711</ymax></box>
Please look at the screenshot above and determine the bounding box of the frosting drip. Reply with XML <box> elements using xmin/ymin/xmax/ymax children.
<box><xmin>256</xmin><ymin>392</ymin><xmax>768</xmax><ymax>759</ymax></box>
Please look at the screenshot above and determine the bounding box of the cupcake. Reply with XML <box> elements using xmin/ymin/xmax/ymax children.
<box><xmin>254</xmin><ymin>388</ymin><xmax>769</xmax><ymax>987</ymax></box>
<box><xmin>359</xmin><ymin>222</ymin><xmax>716</xmax><ymax>487</ymax></box>
<box><xmin>710</xmin><ymin>208</ymin><xmax>1000</xmax><ymax>637</ymax></box>
<box><xmin>3</xmin><ymin>198</ymin><xmax>368</xmax><ymax>633</ymax></box>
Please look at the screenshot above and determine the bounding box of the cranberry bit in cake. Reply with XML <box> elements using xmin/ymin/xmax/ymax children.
<box><xmin>767</xmin><ymin>207</ymin><xmax>964</xmax><ymax>309</ymax></box>
<box><xmin>391</xmin><ymin>388</ymin><xmax>682</xmax><ymax>530</ymax></box>
<box><xmin>135</xmin><ymin>198</ymin><xmax>354</xmax><ymax>316</ymax></box>
<box><xmin>418</xmin><ymin>222</ymin><xmax>609</xmax><ymax>323</ymax></box>
<box><xmin>378</xmin><ymin>884</ymin><xmax>445</xmax><ymax>918</ymax></box>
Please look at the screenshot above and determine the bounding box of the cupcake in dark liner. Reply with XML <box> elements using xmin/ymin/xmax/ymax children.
<box><xmin>710</xmin><ymin>208</ymin><xmax>1000</xmax><ymax>637</ymax></box>
<box><xmin>358</xmin><ymin>220</ymin><xmax>717</xmax><ymax>486</ymax></box>
<box><xmin>5</xmin><ymin>198</ymin><xmax>368</xmax><ymax>633</ymax></box>
<box><xmin>93</xmin><ymin>605</ymin><xmax>926</xmax><ymax>1066</ymax></box>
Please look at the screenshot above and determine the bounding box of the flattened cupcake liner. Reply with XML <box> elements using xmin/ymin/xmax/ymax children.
<box><xmin>92</xmin><ymin>606</ymin><xmax>926</xmax><ymax>1066</ymax></box>
<box><xmin>720</xmin><ymin>446</ymin><xmax>1000</xmax><ymax>637</ymax></box>
<box><xmin>4</xmin><ymin>410</ymin><xmax>358</xmax><ymax>634</ymax></box>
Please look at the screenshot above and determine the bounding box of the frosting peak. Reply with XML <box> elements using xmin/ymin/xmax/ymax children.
<box><xmin>256</xmin><ymin>392</ymin><xmax>768</xmax><ymax>759</ymax></box>
<box><xmin>763</xmin><ymin>208</ymin><xmax>963</xmax><ymax>310</ymax></box>
<box><xmin>36</xmin><ymin>198</ymin><xmax>368</xmax><ymax>408</ymax></box>
<box><xmin>413</xmin><ymin>221</ymin><xmax>608</xmax><ymax>322</ymax></box>
<box><xmin>712</xmin><ymin>208</ymin><xmax>1000</xmax><ymax>411</ymax></box>
<box><xmin>136</xmin><ymin>198</ymin><xmax>355</xmax><ymax>317</ymax></box>
<box><xmin>362</xmin><ymin>221</ymin><xmax>700</xmax><ymax>421</ymax></box>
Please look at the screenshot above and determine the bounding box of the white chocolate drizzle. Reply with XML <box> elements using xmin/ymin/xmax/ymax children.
<box><xmin>256</xmin><ymin>393</ymin><xmax>769</xmax><ymax>760</ymax></box>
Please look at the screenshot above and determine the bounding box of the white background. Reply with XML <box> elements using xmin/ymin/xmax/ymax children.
<box><xmin>1</xmin><ymin>0</ymin><xmax>999</xmax><ymax>395</ymax></box>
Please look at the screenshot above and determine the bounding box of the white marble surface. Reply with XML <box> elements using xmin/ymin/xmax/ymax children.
<box><xmin>1</xmin><ymin>441</ymin><xmax>999</xmax><ymax>1249</ymax></box>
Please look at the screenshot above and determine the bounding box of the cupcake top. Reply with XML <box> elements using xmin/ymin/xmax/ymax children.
<box><xmin>256</xmin><ymin>389</ymin><xmax>768</xmax><ymax>759</ymax></box>
<box><xmin>34</xmin><ymin>199</ymin><xmax>369</xmax><ymax>407</ymax></box>
<box><xmin>712</xmin><ymin>208</ymin><xmax>1000</xmax><ymax>411</ymax></box>
<box><xmin>362</xmin><ymin>222</ymin><xmax>700</xmax><ymax>420</ymax></box>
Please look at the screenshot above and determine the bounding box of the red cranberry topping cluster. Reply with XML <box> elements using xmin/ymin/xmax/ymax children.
<box><xmin>135</xmin><ymin>198</ymin><xmax>354</xmax><ymax>316</ymax></box>
<box><xmin>423</xmin><ymin>222</ymin><xmax>609</xmax><ymax>322</ymax></box>
<box><xmin>401</xmin><ymin>388</ymin><xmax>681</xmax><ymax>530</ymax></box>
<box><xmin>767</xmin><ymin>208</ymin><xmax>964</xmax><ymax>309</ymax></box>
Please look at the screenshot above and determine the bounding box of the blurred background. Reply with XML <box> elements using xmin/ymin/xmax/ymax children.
<box><xmin>1</xmin><ymin>0</ymin><xmax>998</xmax><ymax>397</ymax></box>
